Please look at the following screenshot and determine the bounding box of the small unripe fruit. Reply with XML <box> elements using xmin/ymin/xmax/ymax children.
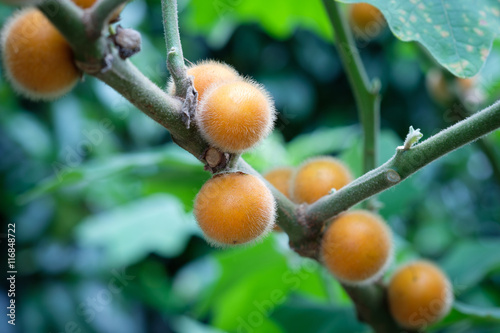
<box><xmin>321</xmin><ymin>210</ymin><xmax>392</xmax><ymax>285</ymax></box>
<box><xmin>194</xmin><ymin>172</ymin><xmax>276</xmax><ymax>246</ymax></box>
<box><xmin>291</xmin><ymin>157</ymin><xmax>353</xmax><ymax>204</ymax></box>
<box><xmin>264</xmin><ymin>167</ymin><xmax>294</xmax><ymax>199</ymax></box>
<box><xmin>349</xmin><ymin>3</ymin><xmax>385</xmax><ymax>38</ymax></box>
<box><xmin>197</xmin><ymin>80</ymin><xmax>276</xmax><ymax>153</ymax></box>
<box><xmin>1</xmin><ymin>9</ymin><xmax>80</xmax><ymax>100</ymax></box>
<box><xmin>168</xmin><ymin>60</ymin><xmax>240</xmax><ymax>100</ymax></box>
<box><xmin>388</xmin><ymin>261</ymin><xmax>453</xmax><ymax>330</ymax></box>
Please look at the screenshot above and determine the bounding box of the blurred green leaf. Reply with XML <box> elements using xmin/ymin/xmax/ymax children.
<box><xmin>339</xmin><ymin>0</ymin><xmax>500</xmax><ymax>78</ymax></box>
<box><xmin>76</xmin><ymin>194</ymin><xmax>199</xmax><ymax>267</ymax></box>
<box><xmin>196</xmin><ymin>237</ymin><xmax>330</xmax><ymax>333</ymax></box>
<box><xmin>172</xmin><ymin>316</ymin><xmax>228</xmax><ymax>333</ymax></box>
<box><xmin>433</xmin><ymin>301</ymin><xmax>500</xmax><ymax>330</ymax></box>
<box><xmin>440</xmin><ymin>240</ymin><xmax>500</xmax><ymax>291</ymax></box>
<box><xmin>271</xmin><ymin>295</ymin><xmax>369</xmax><ymax>333</ymax></box>
<box><xmin>18</xmin><ymin>145</ymin><xmax>201</xmax><ymax>203</ymax></box>
<box><xmin>243</xmin><ymin>133</ymin><xmax>291</xmax><ymax>172</ymax></box>
<box><xmin>128</xmin><ymin>260</ymin><xmax>182</xmax><ymax>312</ymax></box>
<box><xmin>1</xmin><ymin>111</ymin><xmax>52</xmax><ymax>159</ymax></box>
<box><xmin>186</xmin><ymin>0</ymin><xmax>332</xmax><ymax>42</ymax></box>
<box><xmin>287</xmin><ymin>126</ymin><xmax>359</xmax><ymax>165</ymax></box>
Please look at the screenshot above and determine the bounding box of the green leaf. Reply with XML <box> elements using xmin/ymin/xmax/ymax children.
<box><xmin>287</xmin><ymin>126</ymin><xmax>359</xmax><ymax>165</ymax></box>
<box><xmin>432</xmin><ymin>301</ymin><xmax>500</xmax><ymax>330</ymax></box>
<box><xmin>243</xmin><ymin>133</ymin><xmax>291</xmax><ymax>172</ymax></box>
<box><xmin>439</xmin><ymin>239</ymin><xmax>500</xmax><ymax>292</ymax></box>
<box><xmin>186</xmin><ymin>0</ymin><xmax>332</xmax><ymax>43</ymax></box>
<box><xmin>18</xmin><ymin>145</ymin><xmax>201</xmax><ymax>203</ymax></box>
<box><xmin>172</xmin><ymin>316</ymin><xmax>228</xmax><ymax>333</ymax></box>
<box><xmin>454</xmin><ymin>302</ymin><xmax>500</xmax><ymax>320</ymax></box>
<box><xmin>76</xmin><ymin>194</ymin><xmax>199</xmax><ymax>268</ymax></box>
<box><xmin>196</xmin><ymin>237</ymin><xmax>331</xmax><ymax>333</ymax></box>
<box><xmin>271</xmin><ymin>295</ymin><xmax>369</xmax><ymax>333</ymax></box>
<box><xmin>339</xmin><ymin>0</ymin><xmax>500</xmax><ymax>78</ymax></box>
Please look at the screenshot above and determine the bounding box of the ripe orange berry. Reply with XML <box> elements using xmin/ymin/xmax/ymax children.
<box><xmin>197</xmin><ymin>80</ymin><xmax>275</xmax><ymax>153</ymax></box>
<box><xmin>321</xmin><ymin>210</ymin><xmax>392</xmax><ymax>285</ymax></box>
<box><xmin>349</xmin><ymin>3</ymin><xmax>385</xmax><ymax>37</ymax></box>
<box><xmin>1</xmin><ymin>9</ymin><xmax>80</xmax><ymax>100</ymax></box>
<box><xmin>291</xmin><ymin>157</ymin><xmax>353</xmax><ymax>204</ymax></box>
<box><xmin>388</xmin><ymin>261</ymin><xmax>453</xmax><ymax>330</ymax></box>
<box><xmin>194</xmin><ymin>172</ymin><xmax>276</xmax><ymax>246</ymax></box>
<box><xmin>264</xmin><ymin>167</ymin><xmax>294</xmax><ymax>199</ymax></box>
<box><xmin>168</xmin><ymin>60</ymin><xmax>240</xmax><ymax>100</ymax></box>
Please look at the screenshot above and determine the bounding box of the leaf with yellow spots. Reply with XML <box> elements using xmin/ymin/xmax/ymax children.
<box><xmin>338</xmin><ymin>0</ymin><xmax>500</xmax><ymax>78</ymax></box>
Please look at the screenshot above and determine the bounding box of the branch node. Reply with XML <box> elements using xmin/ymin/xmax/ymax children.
<box><xmin>385</xmin><ymin>169</ymin><xmax>401</xmax><ymax>183</ymax></box>
<box><xmin>398</xmin><ymin>126</ymin><xmax>423</xmax><ymax>151</ymax></box>
<box><xmin>371</xmin><ymin>78</ymin><xmax>382</xmax><ymax>95</ymax></box>
<box><xmin>288</xmin><ymin>204</ymin><xmax>323</xmax><ymax>260</ymax></box>
<box><xmin>111</xmin><ymin>25</ymin><xmax>142</xmax><ymax>60</ymax></box>
<box><xmin>202</xmin><ymin>147</ymin><xmax>229</xmax><ymax>173</ymax></box>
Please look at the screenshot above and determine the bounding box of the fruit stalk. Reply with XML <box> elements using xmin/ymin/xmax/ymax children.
<box><xmin>162</xmin><ymin>0</ymin><xmax>191</xmax><ymax>98</ymax></box>
<box><xmin>321</xmin><ymin>0</ymin><xmax>381</xmax><ymax>198</ymax></box>
<box><xmin>85</xmin><ymin>0</ymin><xmax>129</xmax><ymax>39</ymax></box>
<box><xmin>306</xmin><ymin>99</ymin><xmax>500</xmax><ymax>225</ymax></box>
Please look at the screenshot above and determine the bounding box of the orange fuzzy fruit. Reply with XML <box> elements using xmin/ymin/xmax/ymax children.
<box><xmin>264</xmin><ymin>167</ymin><xmax>294</xmax><ymax>199</ymax></box>
<box><xmin>321</xmin><ymin>210</ymin><xmax>392</xmax><ymax>285</ymax></box>
<box><xmin>197</xmin><ymin>79</ymin><xmax>275</xmax><ymax>153</ymax></box>
<box><xmin>388</xmin><ymin>261</ymin><xmax>453</xmax><ymax>330</ymax></box>
<box><xmin>291</xmin><ymin>157</ymin><xmax>353</xmax><ymax>204</ymax></box>
<box><xmin>349</xmin><ymin>3</ymin><xmax>385</xmax><ymax>36</ymax></box>
<box><xmin>168</xmin><ymin>60</ymin><xmax>240</xmax><ymax>100</ymax></box>
<box><xmin>1</xmin><ymin>9</ymin><xmax>80</xmax><ymax>100</ymax></box>
<box><xmin>194</xmin><ymin>172</ymin><xmax>276</xmax><ymax>246</ymax></box>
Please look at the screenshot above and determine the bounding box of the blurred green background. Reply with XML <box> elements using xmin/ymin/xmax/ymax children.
<box><xmin>1</xmin><ymin>0</ymin><xmax>500</xmax><ymax>332</ymax></box>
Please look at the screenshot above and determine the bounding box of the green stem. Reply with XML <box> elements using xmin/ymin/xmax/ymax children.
<box><xmin>94</xmin><ymin>50</ymin><xmax>208</xmax><ymax>158</ymax></box>
<box><xmin>306</xmin><ymin>100</ymin><xmax>500</xmax><ymax>224</ymax></box>
<box><xmin>85</xmin><ymin>0</ymin><xmax>129</xmax><ymax>40</ymax></box>
<box><xmin>321</xmin><ymin>0</ymin><xmax>381</xmax><ymax>205</ymax></box>
<box><xmin>39</xmin><ymin>0</ymin><xmax>207</xmax><ymax>158</ymax></box>
<box><xmin>161</xmin><ymin>0</ymin><xmax>190</xmax><ymax>97</ymax></box>
<box><xmin>38</xmin><ymin>0</ymin><xmax>86</xmax><ymax>48</ymax></box>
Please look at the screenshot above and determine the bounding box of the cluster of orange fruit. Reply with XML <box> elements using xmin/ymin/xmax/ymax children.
<box><xmin>1</xmin><ymin>3</ymin><xmax>452</xmax><ymax>327</ymax></box>
<box><xmin>0</xmin><ymin>0</ymin><xmax>121</xmax><ymax>100</ymax></box>
<box><xmin>182</xmin><ymin>60</ymin><xmax>453</xmax><ymax>328</ymax></box>
<box><xmin>265</xmin><ymin>162</ymin><xmax>453</xmax><ymax>330</ymax></box>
